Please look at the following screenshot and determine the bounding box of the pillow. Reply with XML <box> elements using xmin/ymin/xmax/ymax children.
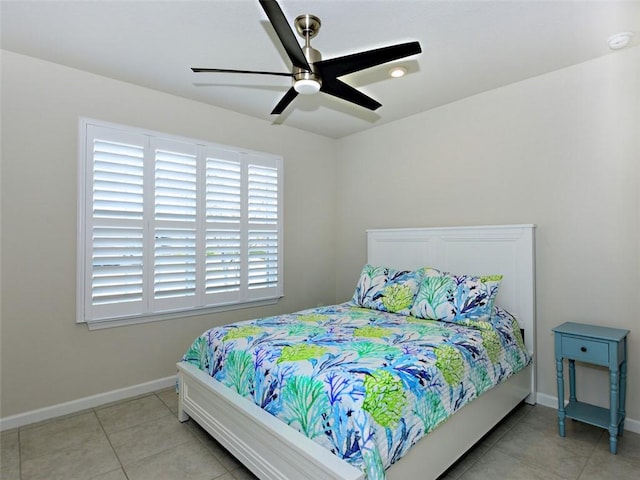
<box><xmin>351</xmin><ymin>264</ymin><xmax>422</xmax><ymax>315</ymax></box>
<box><xmin>409</xmin><ymin>267</ymin><xmax>502</xmax><ymax>323</ymax></box>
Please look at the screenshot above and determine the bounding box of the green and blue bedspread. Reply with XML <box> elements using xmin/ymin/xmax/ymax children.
<box><xmin>182</xmin><ymin>303</ymin><xmax>531</xmax><ymax>479</ymax></box>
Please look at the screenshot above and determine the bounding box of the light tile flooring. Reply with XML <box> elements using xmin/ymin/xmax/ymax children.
<box><xmin>1</xmin><ymin>389</ymin><xmax>639</xmax><ymax>480</ymax></box>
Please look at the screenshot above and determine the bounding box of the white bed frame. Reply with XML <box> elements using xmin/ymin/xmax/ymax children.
<box><xmin>177</xmin><ymin>224</ymin><xmax>536</xmax><ymax>480</ymax></box>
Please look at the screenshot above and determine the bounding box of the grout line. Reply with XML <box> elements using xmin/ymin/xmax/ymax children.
<box><xmin>93</xmin><ymin>407</ymin><xmax>130</xmax><ymax>480</ymax></box>
<box><xmin>575</xmin><ymin>429</ymin><xmax>604</xmax><ymax>480</ymax></box>
<box><xmin>18</xmin><ymin>427</ymin><xmax>23</xmax><ymax>480</ymax></box>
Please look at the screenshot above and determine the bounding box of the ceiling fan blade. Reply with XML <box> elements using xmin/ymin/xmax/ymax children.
<box><xmin>315</xmin><ymin>41</ymin><xmax>422</xmax><ymax>78</ymax></box>
<box><xmin>259</xmin><ymin>0</ymin><xmax>311</xmax><ymax>72</ymax></box>
<box><xmin>271</xmin><ymin>87</ymin><xmax>299</xmax><ymax>115</ymax></box>
<box><xmin>320</xmin><ymin>78</ymin><xmax>382</xmax><ymax>111</ymax></box>
<box><xmin>191</xmin><ymin>67</ymin><xmax>293</xmax><ymax>77</ymax></box>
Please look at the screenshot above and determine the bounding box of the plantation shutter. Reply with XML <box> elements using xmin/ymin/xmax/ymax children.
<box><xmin>83</xmin><ymin>125</ymin><xmax>147</xmax><ymax>321</ymax></box>
<box><xmin>151</xmin><ymin>138</ymin><xmax>199</xmax><ymax>312</ymax></box>
<box><xmin>246</xmin><ymin>155</ymin><xmax>280</xmax><ymax>300</ymax></box>
<box><xmin>78</xmin><ymin>119</ymin><xmax>283</xmax><ymax>326</ymax></box>
<box><xmin>204</xmin><ymin>148</ymin><xmax>242</xmax><ymax>304</ymax></box>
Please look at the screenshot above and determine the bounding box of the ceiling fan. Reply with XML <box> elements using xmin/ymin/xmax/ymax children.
<box><xmin>191</xmin><ymin>0</ymin><xmax>422</xmax><ymax>115</ymax></box>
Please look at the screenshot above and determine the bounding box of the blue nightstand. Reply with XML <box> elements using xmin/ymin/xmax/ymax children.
<box><xmin>553</xmin><ymin>322</ymin><xmax>629</xmax><ymax>454</ymax></box>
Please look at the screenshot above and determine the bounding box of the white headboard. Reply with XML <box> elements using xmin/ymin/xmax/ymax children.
<box><xmin>367</xmin><ymin>224</ymin><xmax>536</xmax><ymax>359</ymax></box>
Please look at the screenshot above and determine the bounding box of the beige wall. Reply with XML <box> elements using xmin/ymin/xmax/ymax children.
<box><xmin>334</xmin><ymin>46</ymin><xmax>640</xmax><ymax>422</ymax></box>
<box><xmin>0</xmin><ymin>51</ymin><xmax>337</xmax><ymax>416</ymax></box>
<box><xmin>2</xmin><ymin>45</ymin><xmax>639</xmax><ymax>424</ymax></box>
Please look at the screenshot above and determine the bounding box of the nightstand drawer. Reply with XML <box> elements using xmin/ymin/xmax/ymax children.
<box><xmin>561</xmin><ymin>336</ymin><xmax>609</xmax><ymax>365</ymax></box>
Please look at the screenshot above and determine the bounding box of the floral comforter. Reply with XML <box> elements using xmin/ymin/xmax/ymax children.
<box><xmin>182</xmin><ymin>303</ymin><xmax>531</xmax><ymax>479</ymax></box>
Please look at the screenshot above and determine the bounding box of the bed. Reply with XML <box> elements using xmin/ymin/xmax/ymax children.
<box><xmin>177</xmin><ymin>224</ymin><xmax>536</xmax><ymax>480</ymax></box>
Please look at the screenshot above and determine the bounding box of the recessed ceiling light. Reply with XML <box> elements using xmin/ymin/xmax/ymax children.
<box><xmin>389</xmin><ymin>66</ymin><xmax>407</xmax><ymax>78</ymax></box>
<box><xmin>608</xmin><ymin>32</ymin><xmax>633</xmax><ymax>50</ymax></box>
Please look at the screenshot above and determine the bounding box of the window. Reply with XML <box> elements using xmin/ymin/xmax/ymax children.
<box><xmin>77</xmin><ymin>119</ymin><xmax>283</xmax><ymax>328</ymax></box>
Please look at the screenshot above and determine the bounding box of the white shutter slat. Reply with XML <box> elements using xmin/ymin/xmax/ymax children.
<box><xmin>94</xmin><ymin>169</ymin><xmax>143</xmax><ymax>184</ymax></box>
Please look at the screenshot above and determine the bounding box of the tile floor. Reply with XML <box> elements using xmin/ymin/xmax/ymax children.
<box><xmin>1</xmin><ymin>389</ymin><xmax>639</xmax><ymax>480</ymax></box>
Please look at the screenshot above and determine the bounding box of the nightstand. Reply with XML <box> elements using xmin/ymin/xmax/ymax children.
<box><xmin>553</xmin><ymin>322</ymin><xmax>629</xmax><ymax>454</ymax></box>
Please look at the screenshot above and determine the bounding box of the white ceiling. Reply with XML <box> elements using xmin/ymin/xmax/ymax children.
<box><xmin>2</xmin><ymin>1</ymin><xmax>639</xmax><ymax>138</ymax></box>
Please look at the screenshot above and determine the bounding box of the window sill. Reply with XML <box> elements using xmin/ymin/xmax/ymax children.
<box><xmin>83</xmin><ymin>297</ymin><xmax>282</xmax><ymax>330</ymax></box>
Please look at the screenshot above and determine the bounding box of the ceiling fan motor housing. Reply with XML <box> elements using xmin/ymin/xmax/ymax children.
<box><xmin>293</xmin><ymin>45</ymin><xmax>322</xmax><ymax>93</ymax></box>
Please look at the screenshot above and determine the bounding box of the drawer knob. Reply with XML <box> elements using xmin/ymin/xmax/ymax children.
<box><xmin>580</xmin><ymin>346</ymin><xmax>587</xmax><ymax>352</ymax></box>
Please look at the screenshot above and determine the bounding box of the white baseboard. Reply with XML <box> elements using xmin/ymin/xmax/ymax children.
<box><xmin>536</xmin><ymin>392</ymin><xmax>640</xmax><ymax>434</ymax></box>
<box><xmin>0</xmin><ymin>375</ymin><xmax>176</xmax><ymax>431</ymax></box>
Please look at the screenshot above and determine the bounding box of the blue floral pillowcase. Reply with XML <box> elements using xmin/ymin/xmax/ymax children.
<box><xmin>351</xmin><ymin>264</ymin><xmax>422</xmax><ymax>315</ymax></box>
<box><xmin>409</xmin><ymin>267</ymin><xmax>502</xmax><ymax>323</ymax></box>
<box><xmin>351</xmin><ymin>264</ymin><xmax>503</xmax><ymax>324</ymax></box>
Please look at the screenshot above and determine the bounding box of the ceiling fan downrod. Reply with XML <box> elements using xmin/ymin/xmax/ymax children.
<box><xmin>293</xmin><ymin>14</ymin><xmax>322</xmax><ymax>94</ymax></box>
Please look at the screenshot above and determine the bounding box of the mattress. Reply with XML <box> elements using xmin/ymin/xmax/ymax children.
<box><xmin>182</xmin><ymin>303</ymin><xmax>531</xmax><ymax>479</ymax></box>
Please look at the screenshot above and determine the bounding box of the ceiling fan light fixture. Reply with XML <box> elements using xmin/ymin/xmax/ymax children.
<box><xmin>294</xmin><ymin>78</ymin><xmax>321</xmax><ymax>94</ymax></box>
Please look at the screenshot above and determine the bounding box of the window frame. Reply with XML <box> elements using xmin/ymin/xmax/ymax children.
<box><xmin>77</xmin><ymin>118</ymin><xmax>283</xmax><ymax>329</ymax></box>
